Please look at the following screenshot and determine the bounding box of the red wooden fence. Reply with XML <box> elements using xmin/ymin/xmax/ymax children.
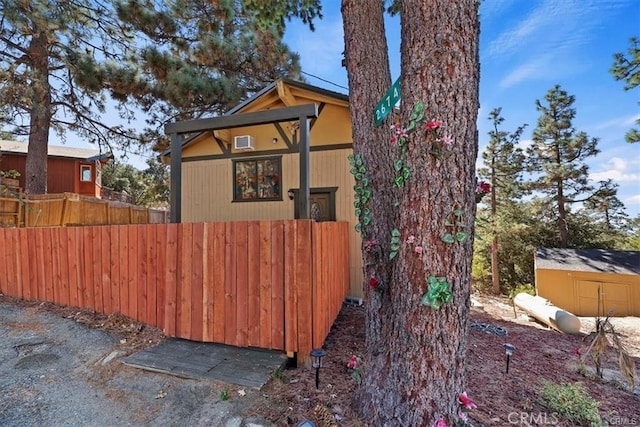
<box><xmin>0</xmin><ymin>220</ymin><xmax>350</xmax><ymax>358</ymax></box>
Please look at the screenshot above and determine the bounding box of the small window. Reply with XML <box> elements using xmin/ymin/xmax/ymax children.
<box><xmin>80</xmin><ymin>165</ymin><xmax>92</xmax><ymax>182</ymax></box>
<box><xmin>233</xmin><ymin>157</ymin><xmax>282</xmax><ymax>202</ymax></box>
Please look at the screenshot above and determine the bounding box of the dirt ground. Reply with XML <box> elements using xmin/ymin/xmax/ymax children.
<box><xmin>1</xmin><ymin>293</ymin><xmax>639</xmax><ymax>426</ymax></box>
<box><xmin>250</xmin><ymin>294</ymin><xmax>640</xmax><ymax>426</ymax></box>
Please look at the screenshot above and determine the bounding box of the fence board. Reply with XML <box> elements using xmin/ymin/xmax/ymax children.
<box><xmin>0</xmin><ymin>220</ymin><xmax>350</xmax><ymax>360</ymax></box>
<box><xmin>136</xmin><ymin>225</ymin><xmax>148</xmax><ymax>324</ymax></box>
<box><xmin>91</xmin><ymin>227</ymin><xmax>103</xmax><ymax>313</ymax></box>
<box><xmin>57</xmin><ymin>228</ymin><xmax>69</xmax><ymax>306</ymax></box>
<box><xmin>235</xmin><ymin>221</ymin><xmax>249</xmax><ymax>347</ymax></box>
<box><xmin>146</xmin><ymin>225</ymin><xmax>158</xmax><ymax>326</ymax></box>
<box><xmin>295</xmin><ymin>220</ymin><xmax>313</xmax><ymax>360</ymax></box>
<box><xmin>212</xmin><ymin>222</ymin><xmax>226</xmax><ymax>343</ymax></box>
<box><xmin>224</xmin><ymin>223</ymin><xmax>237</xmax><ymax>346</ymax></box>
<box><xmin>202</xmin><ymin>223</ymin><xmax>215</xmax><ymax>342</ymax></box>
<box><xmin>110</xmin><ymin>226</ymin><xmax>121</xmax><ymax>312</ymax></box>
<box><xmin>190</xmin><ymin>222</ymin><xmax>204</xmax><ymax>342</ymax></box>
<box><xmin>259</xmin><ymin>221</ymin><xmax>272</xmax><ymax>349</ymax></box>
<box><xmin>82</xmin><ymin>227</ymin><xmax>95</xmax><ymax>310</ymax></box>
<box><xmin>163</xmin><ymin>223</ymin><xmax>178</xmax><ymax>336</ymax></box>
<box><xmin>178</xmin><ymin>223</ymin><xmax>192</xmax><ymax>339</ymax></box>
<box><xmin>100</xmin><ymin>226</ymin><xmax>112</xmax><ymax>314</ymax></box>
<box><xmin>270</xmin><ymin>221</ymin><xmax>285</xmax><ymax>350</ymax></box>
<box><xmin>18</xmin><ymin>229</ymin><xmax>30</xmax><ymax>300</ymax></box>
<box><xmin>155</xmin><ymin>224</ymin><xmax>166</xmax><ymax>330</ymax></box>
<box><xmin>284</xmin><ymin>221</ymin><xmax>297</xmax><ymax>353</ymax></box>
<box><xmin>4</xmin><ymin>229</ymin><xmax>16</xmax><ymax>296</ymax></box>
<box><xmin>127</xmin><ymin>226</ymin><xmax>138</xmax><ymax>320</ymax></box>
<box><xmin>247</xmin><ymin>221</ymin><xmax>261</xmax><ymax>348</ymax></box>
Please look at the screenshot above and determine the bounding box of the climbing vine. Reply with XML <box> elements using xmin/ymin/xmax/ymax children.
<box><xmin>348</xmin><ymin>153</ymin><xmax>372</xmax><ymax>236</ymax></box>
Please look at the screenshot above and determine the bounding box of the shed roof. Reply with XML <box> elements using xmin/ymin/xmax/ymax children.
<box><xmin>0</xmin><ymin>140</ymin><xmax>109</xmax><ymax>161</ymax></box>
<box><xmin>535</xmin><ymin>248</ymin><xmax>640</xmax><ymax>275</ymax></box>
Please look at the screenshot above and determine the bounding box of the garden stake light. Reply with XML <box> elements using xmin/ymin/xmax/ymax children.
<box><xmin>310</xmin><ymin>348</ymin><xmax>327</xmax><ymax>389</ymax></box>
<box><xmin>504</xmin><ymin>343</ymin><xmax>515</xmax><ymax>373</ymax></box>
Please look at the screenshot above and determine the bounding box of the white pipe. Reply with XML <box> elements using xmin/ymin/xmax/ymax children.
<box><xmin>513</xmin><ymin>293</ymin><xmax>581</xmax><ymax>334</ymax></box>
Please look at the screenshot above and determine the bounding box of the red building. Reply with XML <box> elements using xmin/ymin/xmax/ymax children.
<box><xmin>0</xmin><ymin>141</ymin><xmax>112</xmax><ymax>197</ymax></box>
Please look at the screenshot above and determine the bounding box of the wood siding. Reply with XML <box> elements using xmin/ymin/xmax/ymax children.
<box><xmin>0</xmin><ymin>154</ymin><xmax>100</xmax><ymax>197</ymax></box>
<box><xmin>536</xmin><ymin>269</ymin><xmax>640</xmax><ymax>316</ymax></box>
<box><xmin>0</xmin><ymin>220</ymin><xmax>350</xmax><ymax>357</ymax></box>
<box><xmin>182</xmin><ymin>149</ymin><xmax>364</xmax><ymax>298</ymax></box>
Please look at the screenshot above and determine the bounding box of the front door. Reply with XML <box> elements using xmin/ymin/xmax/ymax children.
<box><xmin>292</xmin><ymin>187</ymin><xmax>337</xmax><ymax>222</ymax></box>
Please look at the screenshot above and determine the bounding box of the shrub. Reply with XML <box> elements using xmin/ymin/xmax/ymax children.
<box><xmin>540</xmin><ymin>381</ymin><xmax>601</xmax><ymax>426</ymax></box>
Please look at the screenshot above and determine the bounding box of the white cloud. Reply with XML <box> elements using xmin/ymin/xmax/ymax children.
<box><xmin>499</xmin><ymin>56</ymin><xmax>551</xmax><ymax>88</ymax></box>
<box><xmin>625</xmin><ymin>194</ymin><xmax>640</xmax><ymax>205</ymax></box>
<box><xmin>593</xmin><ymin>114</ymin><xmax>640</xmax><ymax>130</ymax></box>
<box><xmin>590</xmin><ymin>157</ymin><xmax>640</xmax><ymax>183</ymax></box>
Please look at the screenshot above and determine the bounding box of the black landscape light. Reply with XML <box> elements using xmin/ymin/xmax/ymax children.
<box><xmin>504</xmin><ymin>343</ymin><xmax>516</xmax><ymax>374</ymax></box>
<box><xmin>310</xmin><ymin>348</ymin><xmax>327</xmax><ymax>389</ymax></box>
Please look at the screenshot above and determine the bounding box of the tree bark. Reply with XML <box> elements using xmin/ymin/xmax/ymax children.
<box><xmin>25</xmin><ymin>30</ymin><xmax>51</xmax><ymax>194</ymax></box>
<box><xmin>343</xmin><ymin>0</ymin><xmax>480</xmax><ymax>424</ymax></box>
<box><xmin>341</xmin><ymin>0</ymin><xmax>397</xmax><ymax>416</ymax></box>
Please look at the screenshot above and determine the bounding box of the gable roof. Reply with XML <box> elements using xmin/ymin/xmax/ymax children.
<box><xmin>0</xmin><ymin>140</ymin><xmax>110</xmax><ymax>161</ymax></box>
<box><xmin>225</xmin><ymin>78</ymin><xmax>348</xmax><ymax>115</ymax></box>
<box><xmin>535</xmin><ymin>248</ymin><xmax>640</xmax><ymax>275</ymax></box>
<box><xmin>160</xmin><ymin>78</ymin><xmax>349</xmax><ymax>159</ymax></box>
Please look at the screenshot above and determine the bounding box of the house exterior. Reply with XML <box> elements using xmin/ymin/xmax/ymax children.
<box><xmin>535</xmin><ymin>248</ymin><xmax>640</xmax><ymax>317</ymax></box>
<box><xmin>0</xmin><ymin>141</ymin><xmax>111</xmax><ymax>197</ymax></box>
<box><xmin>161</xmin><ymin>79</ymin><xmax>365</xmax><ymax>299</ymax></box>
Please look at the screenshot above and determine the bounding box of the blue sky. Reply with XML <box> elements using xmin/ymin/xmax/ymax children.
<box><xmin>282</xmin><ymin>0</ymin><xmax>640</xmax><ymax>217</ymax></box>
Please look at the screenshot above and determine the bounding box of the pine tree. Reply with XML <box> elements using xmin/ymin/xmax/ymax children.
<box><xmin>343</xmin><ymin>0</ymin><xmax>480</xmax><ymax>424</ymax></box>
<box><xmin>478</xmin><ymin>108</ymin><xmax>526</xmax><ymax>294</ymax></box>
<box><xmin>527</xmin><ymin>85</ymin><xmax>600</xmax><ymax>248</ymax></box>
<box><xmin>583</xmin><ymin>179</ymin><xmax>628</xmax><ymax>231</ymax></box>
<box><xmin>0</xmin><ymin>0</ymin><xmax>304</xmax><ymax>193</ymax></box>
<box><xmin>611</xmin><ymin>37</ymin><xmax>639</xmax><ymax>143</ymax></box>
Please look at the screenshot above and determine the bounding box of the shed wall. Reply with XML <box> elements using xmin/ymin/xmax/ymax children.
<box><xmin>536</xmin><ymin>269</ymin><xmax>640</xmax><ymax>316</ymax></box>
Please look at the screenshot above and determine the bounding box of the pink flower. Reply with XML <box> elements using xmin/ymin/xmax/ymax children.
<box><xmin>435</xmin><ymin>418</ymin><xmax>448</xmax><ymax>427</ymax></box>
<box><xmin>390</xmin><ymin>134</ymin><xmax>398</xmax><ymax>146</ymax></box>
<box><xmin>406</xmin><ymin>235</ymin><xmax>415</xmax><ymax>244</ymax></box>
<box><xmin>458</xmin><ymin>392</ymin><xmax>477</xmax><ymax>410</ymax></box>
<box><xmin>369</xmin><ymin>276</ymin><xmax>380</xmax><ymax>289</ymax></box>
<box><xmin>458</xmin><ymin>410</ymin><xmax>468</xmax><ymax>422</ymax></box>
<box><xmin>442</xmin><ymin>135</ymin><xmax>454</xmax><ymax>146</ymax></box>
<box><xmin>347</xmin><ymin>355</ymin><xmax>359</xmax><ymax>369</ymax></box>
<box><xmin>414</xmin><ymin>245</ymin><xmax>423</xmax><ymax>255</ymax></box>
<box><xmin>426</xmin><ymin>120</ymin><xmax>443</xmax><ymax>130</ymax></box>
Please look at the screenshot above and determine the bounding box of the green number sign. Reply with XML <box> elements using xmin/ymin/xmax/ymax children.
<box><xmin>373</xmin><ymin>77</ymin><xmax>401</xmax><ymax>127</ymax></box>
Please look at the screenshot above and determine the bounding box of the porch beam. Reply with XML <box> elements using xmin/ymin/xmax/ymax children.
<box><xmin>164</xmin><ymin>103</ymin><xmax>318</xmax><ymax>135</ymax></box>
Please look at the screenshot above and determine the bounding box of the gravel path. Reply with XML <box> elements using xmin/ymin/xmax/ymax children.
<box><xmin>0</xmin><ymin>301</ymin><xmax>274</xmax><ymax>427</ymax></box>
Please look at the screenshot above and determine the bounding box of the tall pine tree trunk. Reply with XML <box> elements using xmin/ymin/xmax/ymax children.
<box><xmin>343</xmin><ymin>0</ymin><xmax>480</xmax><ymax>424</ymax></box>
<box><xmin>341</xmin><ymin>0</ymin><xmax>397</xmax><ymax>412</ymax></box>
<box><xmin>25</xmin><ymin>31</ymin><xmax>51</xmax><ymax>194</ymax></box>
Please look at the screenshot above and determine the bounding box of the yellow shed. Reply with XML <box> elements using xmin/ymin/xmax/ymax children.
<box><xmin>161</xmin><ymin>79</ymin><xmax>365</xmax><ymax>300</ymax></box>
<box><xmin>535</xmin><ymin>248</ymin><xmax>640</xmax><ymax>317</ymax></box>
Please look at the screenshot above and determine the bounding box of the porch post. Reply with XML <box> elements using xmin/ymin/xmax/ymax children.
<box><xmin>169</xmin><ymin>132</ymin><xmax>183</xmax><ymax>223</ymax></box>
<box><xmin>298</xmin><ymin>115</ymin><xmax>310</xmax><ymax>219</ymax></box>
